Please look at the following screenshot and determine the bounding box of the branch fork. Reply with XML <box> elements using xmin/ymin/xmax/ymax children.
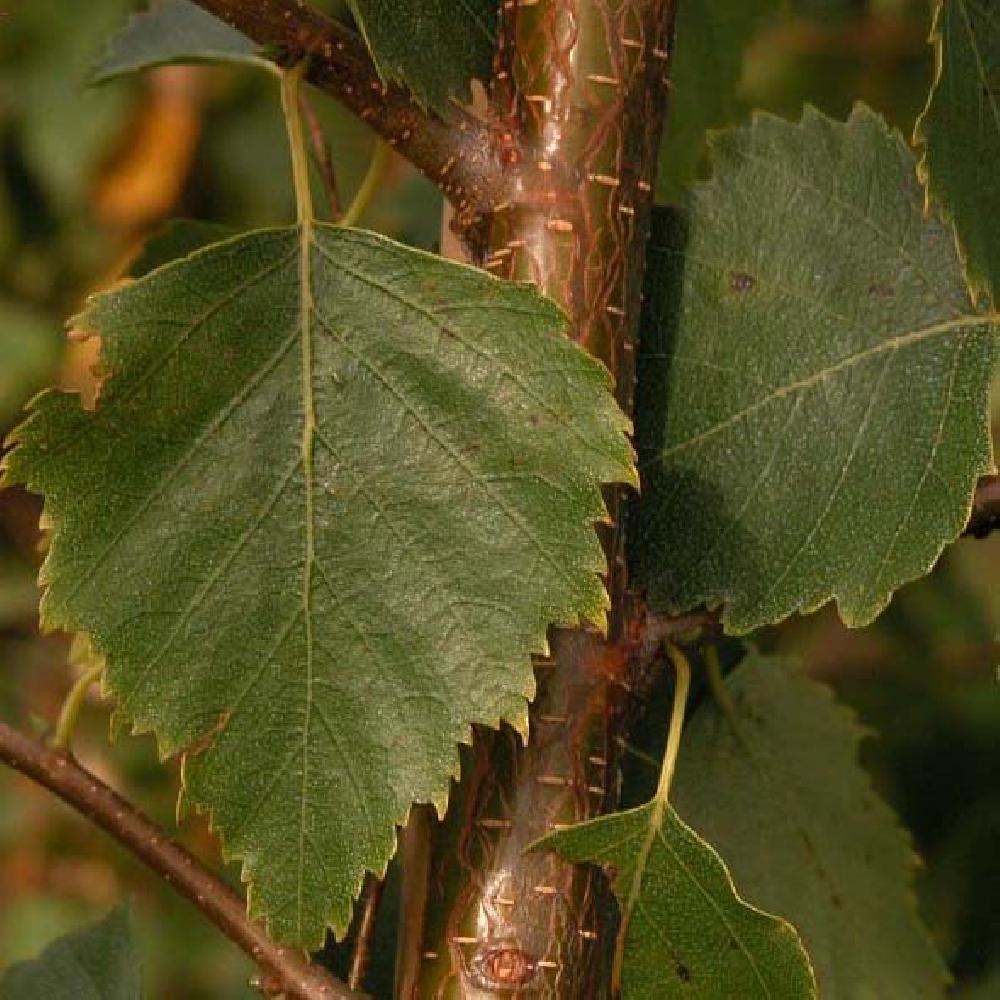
<box><xmin>190</xmin><ymin>0</ymin><xmax>519</xmax><ymax>223</ymax></box>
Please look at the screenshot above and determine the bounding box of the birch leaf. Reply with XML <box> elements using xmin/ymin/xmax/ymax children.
<box><xmin>3</xmin><ymin>225</ymin><xmax>633</xmax><ymax>947</ymax></box>
<box><xmin>633</xmin><ymin>105</ymin><xmax>998</xmax><ymax>633</ymax></box>
<box><xmin>91</xmin><ymin>0</ymin><xmax>266</xmax><ymax>83</ymax></box>
<box><xmin>539</xmin><ymin>748</ymin><xmax>815</xmax><ymax>997</ymax></box>
<box><xmin>0</xmin><ymin>908</ymin><xmax>140</xmax><ymax>1000</ymax></box>
<box><xmin>345</xmin><ymin>0</ymin><xmax>496</xmax><ymax>110</ymax></box>
<box><xmin>673</xmin><ymin>654</ymin><xmax>949</xmax><ymax>998</ymax></box>
<box><xmin>915</xmin><ymin>0</ymin><xmax>1000</xmax><ymax>305</ymax></box>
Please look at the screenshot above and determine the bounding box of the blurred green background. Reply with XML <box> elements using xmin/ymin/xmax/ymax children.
<box><xmin>0</xmin><ymin>0</ymin><xmax>997</xmax><ymax>996</ymax></box>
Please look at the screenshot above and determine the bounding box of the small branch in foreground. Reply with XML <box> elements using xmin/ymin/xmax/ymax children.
<box><xmin>299</xmin><ymin>93</ymin><xmax>343</xmax><ymax>220</ymax></box>
<box><xmin>0</xmin><ymin>722</ymin><xmax>365</xmax><ymax>1000</ymax></box>
<box><xmin>189</xmin><ymin>0</ymin><xmax>511</xmax><ymax>219</ymax></box>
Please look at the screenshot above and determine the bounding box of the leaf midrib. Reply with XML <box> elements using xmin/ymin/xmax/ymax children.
<box><xmin>646</xmin><ymin>314</ymin><xmax>991</xmax><ymax>465</ymax></box>
<box><xmin>600</xmin><ymin>813</ymin><xmax>779</xmax><ymax>996</ymax></box>
<box><xmin>652</xmin><ymin>823</ymin><xmax>775</xmax><ymax>995</ymax></box>
<box><xmin>296</xmin><ymin>202</ymin><xmax>317</xmax><ymax>937</ymax></box>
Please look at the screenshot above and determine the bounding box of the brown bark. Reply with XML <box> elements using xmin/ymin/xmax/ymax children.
<box><xmin>404</xmin><ymin>2</ymin><xmax>678</xmax><ymax>996</ymax></box>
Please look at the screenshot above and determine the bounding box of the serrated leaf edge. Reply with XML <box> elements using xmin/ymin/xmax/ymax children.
<box><xmin>89</xmin><ymin>0</ymin><xmax>273</xmax><ymax>85</ymax></box>
<box><xmin>3</xmin><ymin>223</ymin><xmax>636</xmax><ymax>946</ymax></box>
<box><xmin>913</xmin><ymin>0</ymin><xmax>998</xmax><ymax>308</ymax></box>
<box><xmin>652</xmin><ymin>104</ymin><xmax>998</xmax><ymax>633</ymax></box>
<box><xmin>708</xmin><ymin>656</ymin><xmax>951</xmax><ymax>994</ymax></box>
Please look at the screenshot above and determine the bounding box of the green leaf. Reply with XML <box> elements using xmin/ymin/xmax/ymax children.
<box><xmin>0</xmin><ymin>907</ymin><xmax>141</xmax><ymax>1000</ymax></box>
<box><xmin>657</xmin><ymin>0</ymin><xmax>780</xmax><ymax>202</ymax></box>
<box><xmin>539</xmin><ymin>773</ymin><xmax>816</xmax><ymax>997</ymax></box>
<box><xmin>91</xmin><ymin>0</ymin><xmax>267</xmax><ymax>84</ymax></box>
<box><xmin>633</xmin><ymin>105</ymin><xmax>998</xmax><ymax>633</ymax></box>
<box><xmin>915</xmin><ymin>0</ymin><xmax>1000</xmax><ymax>305</ymax></box>
<box><xmin>673</xmin><ymin>654</ymin><xmax>950</xmax><ymax>998</ymax></box>
<box><xmin>4</xmin><ymin>225</ymin><xmax>634</xmax><ymax>947</ymax></box>
<box><xmin>345</xmin><ymin>0</ymin><xmax>496</xmax><ymax>110</ymax></box>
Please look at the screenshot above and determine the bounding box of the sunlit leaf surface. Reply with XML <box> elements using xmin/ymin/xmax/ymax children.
<box><xmin>4</xmin><ymin>225</ymin><xmax>633</xmax><ymax>946</ymax></box>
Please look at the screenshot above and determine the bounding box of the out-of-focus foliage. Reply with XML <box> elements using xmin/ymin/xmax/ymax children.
<box><xmin>0</xmin><ymin>302</ymin><xmax>58</xmax><ymax>428</ymax></box>
<box><xmin>0</xmin><ymin>0</ymin><xmax>133</xmax><ymax>219</ymax></box>
<box><xmin>659</xmin><ymin>0</ymin><xmax>935</xmax><ymax>203</ymax></box>
<box><xmin>0</xmin><ymin>906</ymin><xmax>140</xmax><ymax>1000</ymax></box>
<box><xmin>657</xmin><ymin>0</ymin><xmax>780</xmax><ymax>201</ymax></box>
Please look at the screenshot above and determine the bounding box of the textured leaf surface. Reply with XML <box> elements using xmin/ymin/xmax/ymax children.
<box><xmin>633</xmin><ymin>106</ymin><xmax>998</xmax><ymax>632</ymax></box>
<box><xmin>91</xmin><ymin>0</ymin><xmax>265</xmax><ymax>83</ymax></box>
<box><xmin>4</xmin><ymin>225</ymin><xmax>633</xmax><ymax>946</ymax></box>
<box><xmin>915</xmin><ymin>0</ymin><xmax>1000</xmax><ymax>304</ymax></box>
<box><xmin>540</xmin><ymin>787</ymin><xmax>815</xmax><ymax>997</ymax></box>
<box><xmin>657</xmin><ymin>0</ymin><xmax>779</xmax><ymax>202</ymax></box>
<box><xmin>345</xmin><ymin>0</ymin><xmax>496</xmax><ymax>110</ymax></box>
<box><xmin>0</xmin><ymin>907</ymin><xmax>140</xmax><ymax>1000</ymax></box>
<box><xmin>673</xmin><ymin>654</ymin><xmax>949</xmax><ymax>998</ymax></box>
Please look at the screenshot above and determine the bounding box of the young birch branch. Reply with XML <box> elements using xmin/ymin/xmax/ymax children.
<box><xmin>0</xmin><ymin>721</ymin><xmax>365</xmax><ymax>1000</ymax></box>
<box><xmin>189</xmin><ymin>0</ymin><xmax>513</xmax><ymax>219</ymax></box>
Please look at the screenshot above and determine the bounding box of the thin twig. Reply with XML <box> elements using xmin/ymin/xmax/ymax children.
<box><xmin>340</xmin><ymin>140</ymin><xmax>391</xmax><ymax>228</ymax></box>
<box><xmin>51</xmin><ymin>664</ymin><xmax>104</xmax><ymax>752</ymax></box>
<box><xmin>188</xmin><ymin>0</ymin><xmax>511</xmax><ymax>218</ymax></box>
<box><xmin>0</xmin><ymin>721</ymin><xmax>365</xmax><ymax>1000</ymax></box>
<box><xmin>299</xmin><ymin>93</ymin><xmax>343</xmax><ymax>220</ymax></box>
